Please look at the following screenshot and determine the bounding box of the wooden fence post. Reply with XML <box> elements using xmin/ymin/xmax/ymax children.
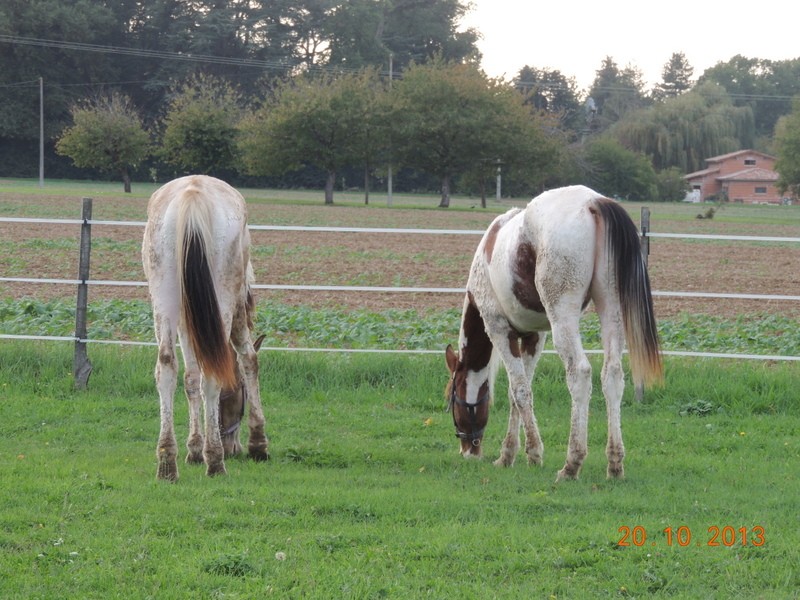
<box><xmin>635</xmin><ymin>206</ymin><xmax>651</xmax><ymax>403</ymax></box>
<box><xmin>73</xmin><ymin>197</ymin><xmax>93</xmax><ymax>389</ymax></box>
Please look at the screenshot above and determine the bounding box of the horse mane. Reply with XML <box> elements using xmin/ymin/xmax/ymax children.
<box><xmin>175</xmin><ymin>184</ymin><xmax>237</xmax><ymax>390</ymax></box>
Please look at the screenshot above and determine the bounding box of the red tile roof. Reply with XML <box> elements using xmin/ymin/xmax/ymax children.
<box><xmin>717</xmin><ymin>167</ymin><xmax>779</xmax><ymax>182</ymax></box>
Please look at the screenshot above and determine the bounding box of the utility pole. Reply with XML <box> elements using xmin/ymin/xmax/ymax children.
<box><xmin>39</xmin><ymin>77</ymin><xmax>44</xmax><ymax>187</ymax></box>
<box><xmin>387</xmin><ymin>53</ymin><xmax>393</xmax><ymax>207</ymax></box>
<box><xmin>496</xmin><ymin>160</ymin><xmax>502</xmax><ymax>201</ymax></box>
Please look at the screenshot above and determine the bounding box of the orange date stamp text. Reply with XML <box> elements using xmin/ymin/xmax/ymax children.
<box><xmin>617</xmin><ymin>525</ymin><xmax>765</xmax><ymax>547</ymax></box>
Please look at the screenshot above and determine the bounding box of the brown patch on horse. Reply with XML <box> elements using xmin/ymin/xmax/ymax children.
<box><xmin>512</xmin><ymin>242</ymin><xmax>545</xmax><ymax>313</ymax></box>
<box><xmin>483</xmin><ymin>220</ymin><xmax>503</xmax><ymax>263</ymax></box>
<box><xmin>508</xmin><ymin>331</ymin><xmax>541</xmax><ymax>359</ymax></box>
<box><xmin>520</xmin><ymin>332</ymin><xmax>540</xmax><ymax>355</ymax></box>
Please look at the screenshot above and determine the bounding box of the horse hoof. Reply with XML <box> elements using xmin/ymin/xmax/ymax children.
<box><xmin>607</xmin><ymin>465</ymin><xmax>625</xmax><ymax>479</ymax></box>
<box><xmin>556</xmin><ymin>464</ymin><xmax>580</xmax><ymax>482</ymax></box>
<box><xmin>186</xmin><ymin>452</ymin><xmax>204</xmax><ymax>464</ymax></box>
<box><xmin>206</xmin><ymin>463</ymin><xmax>227</xmax><ymax>477</ymax></box>
<box><xmin>247</xmin><ymin>438</ymin><xmax>270</xmax><ymax>462</ymax></box>
<box><xmin>525</xmin><ymin>450</ymin><xmax>543</xmax><ymax>466</ymax></box>
<box><xmin>157</xmin><ymin>462</ymin><xmax>179</xmax><ymax>482</ymax></box>
<box><xmin>248</xmin><ymin>447</ymin><xmax>270</xmax><ymax>462</ymax></box>
<box><xmin>493</xmin><ymin>455</ymin><xmax>514</xmax><ymax>467</ymax></box>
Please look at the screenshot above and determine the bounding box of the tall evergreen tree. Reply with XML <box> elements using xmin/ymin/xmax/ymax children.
<box><xmin>586</xmin><ymin>56</ymin><xmax>649</xmax><ymax>132</ymax></box>
<box><xmin>654</xmin><ymin>52</ymin><xmax>694</xmax><ymax>100</ymax></box>
<box><xmin>514</xmin><ymin>66</ymin><xmax>582</xmax><ymax>133</ymax></box>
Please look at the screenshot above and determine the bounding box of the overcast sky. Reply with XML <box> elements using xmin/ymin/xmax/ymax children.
<box><xmin>460</xmin><ymin>0</ymin><xmax>800</xmax><ymax>90</ymax></box>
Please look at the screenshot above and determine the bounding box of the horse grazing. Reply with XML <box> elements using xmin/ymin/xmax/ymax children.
<box><xmin>445</xmin><ymin>185</ymin><xmax>662</xmax><ymax>481</ymax></box>
<box><xmin>142</xmin><ymin>175</ymin><xmax>269</xmax><ymax>481</ymax></box>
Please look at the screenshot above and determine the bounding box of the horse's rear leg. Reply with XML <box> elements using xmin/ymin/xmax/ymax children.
<box><xmin>184</xmin><ymin>366</ymin><xmax>204</xmax><ymax>464</ymax></box>
<box><xmin>596</xmin><ymin>303</ymin><xmax>626</xmax><ymax>479</ymax></box>
<box><xmin>155</xmin><ymin>342</ymin><xmax>179</xmax><ymax>482</ymax></box>
<box><xmin>602</xmin><ymin>355</ymin><xmax>625</xmax><ymax>479</ymax></box>
<box><xmin>551</xmin><ymin>317</ymin><xmax>592</xmax><ymax>481</ymax></box>
<box><xmin>202</xmin><ymin>376</ymin><xmax>227</xmax><ymax>476</ymax></box>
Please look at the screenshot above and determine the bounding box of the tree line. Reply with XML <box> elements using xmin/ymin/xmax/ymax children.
<box><xmin>2</xmin><ymin>0</ymin><xmax>800</xmax><ymax>201</ymax></box>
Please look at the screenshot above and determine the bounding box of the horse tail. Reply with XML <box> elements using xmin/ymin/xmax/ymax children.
<box><xmin>175</xmin><ymin>184</ymin><xmax>237</xmax><ymax>390</ymax></box>
<box><xmin>596</xmin><ymin>198</ymin><xmax>663</xmax><ymax>388</ymax></box>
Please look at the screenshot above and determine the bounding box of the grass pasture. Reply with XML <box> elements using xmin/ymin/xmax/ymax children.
<box><xmin>2</xmin><ymin>179</ymin><xmax>800</xmax><ymax>597</ymax></box>
<box><xmin>1</xmin><ymin>343</ymin><xmax>799</xmax><ymax>599</ymax></box>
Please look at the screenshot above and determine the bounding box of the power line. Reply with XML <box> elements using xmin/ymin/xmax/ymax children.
<box><xmin>3</xmin><ymin>34</ymin><xmax>798</xmax><ymax>101</ymax></box>
<box><xmin>0</xmin><ymin>34</ymin><xmax>394</xmax><ymax>79</ymax></box>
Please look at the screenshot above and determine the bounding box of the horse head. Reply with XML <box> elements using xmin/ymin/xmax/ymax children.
<box><xmin>445</xmin><ymin>344</ymin><xmax>491</xmax><ymax>458</ymax></box>
<box><xmin>219</xmin><ymin>334</ymin><xmax>266</xmax><ymax>457</ymax></box>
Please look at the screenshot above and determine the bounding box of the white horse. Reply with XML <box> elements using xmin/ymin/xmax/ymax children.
<box><xmin>142</xmin><ymin>175</ymin><xmax>269</xmax><ymax>481</ymax></box>
<box><xmin>445</xmin><ymin>185</ymin><xmax>662</xmax><ymax>480</ymax></box>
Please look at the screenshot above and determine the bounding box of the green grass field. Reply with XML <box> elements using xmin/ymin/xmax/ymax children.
<box><xmin>1</xmin><ymin>343</ymin><xmax>799</xmax><ymax>598</ymax></box>
<box><xmin>2</xmin><ymin>179</ymin><xmax>799</xmax><ymax>597</ymax></box>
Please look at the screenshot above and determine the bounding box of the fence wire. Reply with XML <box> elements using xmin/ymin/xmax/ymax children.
<box><xmin>1</xmin><ymin>215</ymin><xmax>798</xmax><ymax>362</ymax></box>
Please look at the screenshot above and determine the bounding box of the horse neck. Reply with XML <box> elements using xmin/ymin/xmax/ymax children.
<box><xmin>458</xmin><ymin>292</ymin><xmax>494</xmax><ymax>375</ymax></box>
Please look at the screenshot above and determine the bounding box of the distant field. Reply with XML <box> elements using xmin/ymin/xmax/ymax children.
<box><xmin>2</xmin><ymin>177</ymin><xmax>799</xmax><ymax>318</ymax></box>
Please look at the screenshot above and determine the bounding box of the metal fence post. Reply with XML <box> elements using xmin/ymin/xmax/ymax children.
<box><xmin>73</xmin><ymin>197</ymin><xmax>93</xmax><ymax>389</ymax></box>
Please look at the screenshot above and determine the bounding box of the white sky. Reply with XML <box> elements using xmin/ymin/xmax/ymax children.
<box><xmin>460</xmin><ymin>0</ymin><xmax>800</xmax><ymax>91</ymax></box>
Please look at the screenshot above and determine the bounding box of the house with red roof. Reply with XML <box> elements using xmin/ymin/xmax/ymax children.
<box><xmin>684</xmin><ymin>150</ymin><xmax>784</xmax><ymax>204</ymax></box>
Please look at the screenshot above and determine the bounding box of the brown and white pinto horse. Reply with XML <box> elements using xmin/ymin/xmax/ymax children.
<box><xmin>445</xmin><ymin>185</ymin><xmax>662</xmax><ymax>480</ymax></box>
<box><xmin>142</xmin><ymin>175</ymin><xmax>269</xmax><ymax>481</ymax></box>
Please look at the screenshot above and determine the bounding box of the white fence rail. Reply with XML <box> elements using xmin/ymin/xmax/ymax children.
<box><xmin>2</xmin><ymin>207</ymin><xmax>799</xmax><ymax>378</ymax></box>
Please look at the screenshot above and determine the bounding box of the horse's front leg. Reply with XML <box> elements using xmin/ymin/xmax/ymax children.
<box><xmin>233</xmin><ymin>331</ymin><xmax>269</xmax><ymax>462</ymax></box>
<box><xmin>497</xmin><ymin>367</ymin><xmax>543</xmax><ymax>467</ymax></box>
<box><xmin>494</xmin><ymin>396</ymin><xmax>520</xmax><ymax>467</ymax></box>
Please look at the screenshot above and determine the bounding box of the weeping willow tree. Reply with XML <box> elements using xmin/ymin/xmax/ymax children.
<box><xmin>611</xmin><ymin>82</ymin><xmax>754</xmax><ymax>173</ymax></box>
<box><xmin>774</xmin><ymin>97</ymin><xmax>800</xmax><ymax>199</ymax></box>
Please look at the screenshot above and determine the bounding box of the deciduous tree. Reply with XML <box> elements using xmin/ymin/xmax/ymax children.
<box><xmin>392</xmin><ymin>59</ymin><xmax>557</xmax><ymax>207</ymax></box>
<box><xmin>238</xmin><ymin>69</ymin><xmax>385</xmax><ymax>204</ymax></box>
<box><xmin>582</xmin><ymin>137</ymin><xmax>657</xmax><ymax>200</ymax></box>
<box><xmin>55</xmin><ymin>92</ymin><xmax>150</xmax><ymax>192</ymax></box>
<box><xmin>159</xmin><ymin>74</ymin><xmax>243</xmax><ymax>177</ymax></box>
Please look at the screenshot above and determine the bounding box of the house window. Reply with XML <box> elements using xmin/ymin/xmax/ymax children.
<box><xmin>744</xmin><ymin>159</ymin><xmax>756</xmax><ymax>166</ymax></box>
<box><xmin>755</xmin><ymin>186</ymin><xmax>767</xmax><ymax>194</ymax></box>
